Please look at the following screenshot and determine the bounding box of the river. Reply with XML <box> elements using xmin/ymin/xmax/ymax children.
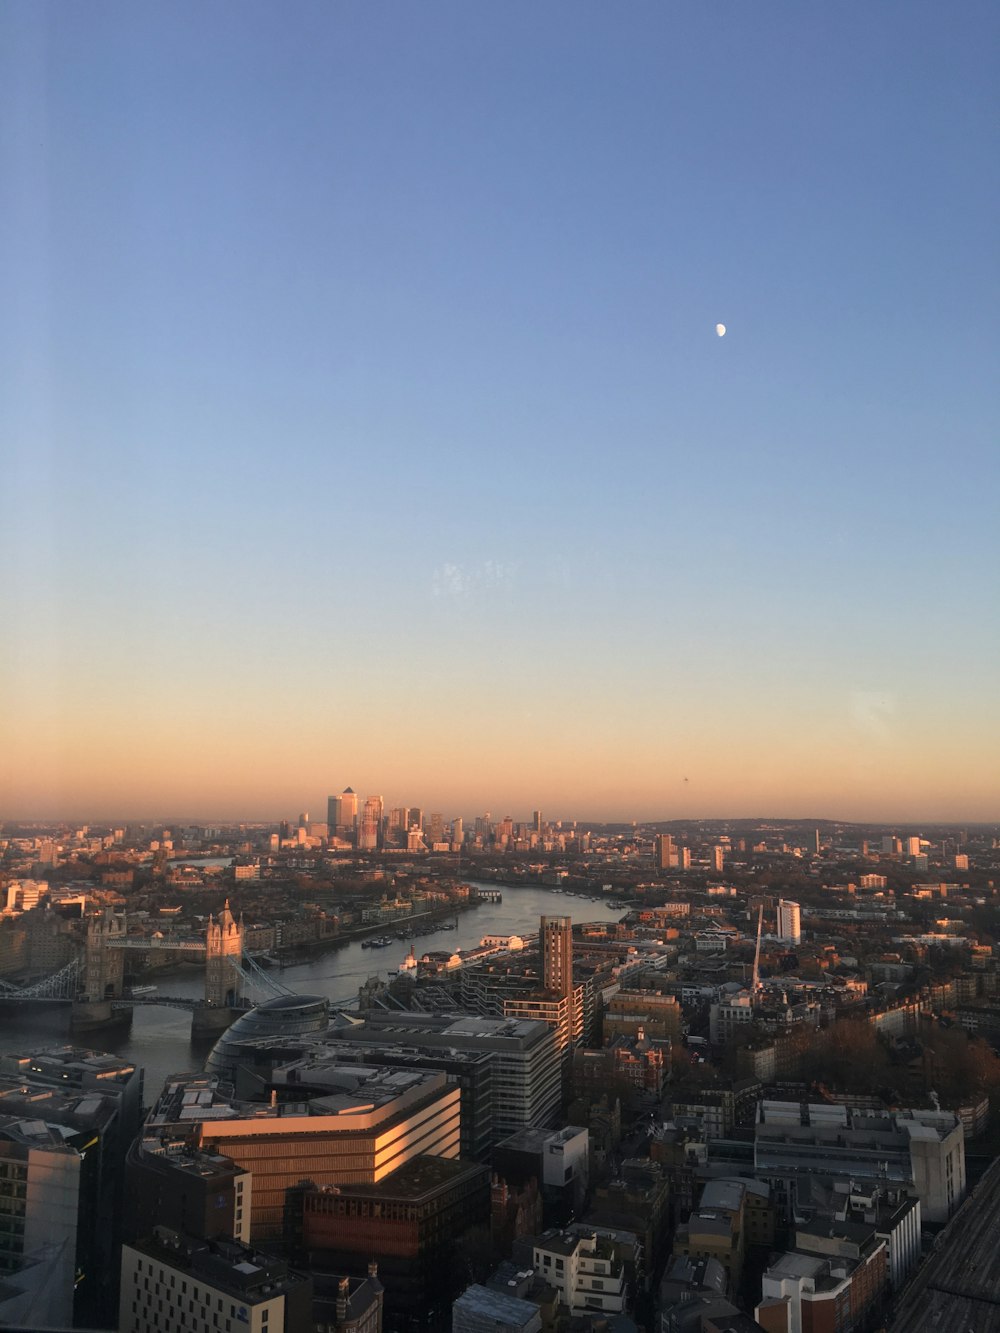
<box><xmin>1</xmin><ymin>883</ymin><xmax>625</xmax><ymax>1103</ymax></box>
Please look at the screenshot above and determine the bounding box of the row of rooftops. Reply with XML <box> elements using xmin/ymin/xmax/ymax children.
<box><xmin>756</xmin><ymin>1100</ymin><xmax>961</xmax><ymax>1141</ymax></box>
<box><xmin>0</xmin><ymin>1080</ymin><xmax>121</xmax><ymax>1133</ymax></box>
<box><xmin>0</xmin><ymin>1045</ymin><xmax>138</xmax><ymax>1087</ymax></box>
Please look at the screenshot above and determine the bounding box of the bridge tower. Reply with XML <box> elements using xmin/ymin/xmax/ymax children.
<box><xmin>84</xmin><ymin>908</ymin><xmax>126</xmax><ymax>1000</ymax></box>
<box><xmin>205</xmin><ymin>901</ymin><xmax>243</xmax><ymax>1007</ymax></box>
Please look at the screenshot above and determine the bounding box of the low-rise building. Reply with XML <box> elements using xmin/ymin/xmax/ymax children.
<box><xmin>756</xmin><ymin>1220</ymin><xmax>888</xmax><ymax>1333</ymax></box>
<box><xmin>529</xmin><ymin>1228</ymin><xmax>627</xmax><ymax>1318</ymax></box>
<box><xmin>452</xmin><ymin>1283</ymin><xmax>543</xmax><ymax>1333</ymax></box>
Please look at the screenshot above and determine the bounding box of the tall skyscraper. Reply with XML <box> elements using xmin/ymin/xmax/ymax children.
<box><xmin>533</xmin><ymin>915</ymin><xmax>581</xmax><ymax>1051</ymax></box>
<box><xmin>654</xmin><ymin>834</ymin><xmax>674</xmax><ymax>872</ymax></box>
<box><xmin>541</xmin><ymin>916</ymin><xmax>572</xmax><ymax>996</ymax></box>
<box><xmin>777</xmin><ymin>899</ymin><xmax>801</xmax><ymax>946</ymax></box>
<box><xmin>358</xmin><ymin>795</ymin><xmax>383</xmax><ymax>850</ymax></box>
<box><xmin>331</xmin><ymin>787</ymin><xmax>358</xmax><ymax>839</ymax></box>
<box><xmin>452</xmin><ymin>816</ymin><xmax>463</xmax><ymax>850</ymax></box>
<box><xmin>387</xmin><ymin>807</ymin><xmax>409</xmax><ymax>846</ymax></box>
<box><xmin>533</xmin><ymin>810</ymin><xmax>543</xmax><ymax>833</ymax></box>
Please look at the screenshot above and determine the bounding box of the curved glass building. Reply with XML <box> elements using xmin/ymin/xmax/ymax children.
<box><xmin>205</xmin><ymin>994</ymin><xmax>329</xmax><ymax>1081</ymax></box>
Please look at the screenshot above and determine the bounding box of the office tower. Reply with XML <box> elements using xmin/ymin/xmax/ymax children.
<box><xmin>498</xmin><ymin>815</ymin><xmax>514</xmax><ymax>845</ymax></box>
<box><xmin>358</xmin><ymin>795</ymin><xmax>383</xmax><ymax>851</ymax></box>
<box><xmin>298</xmin><ymin>811</ymin><xmax>309</xmax><ymax>827</ymax></box>
<box><xmin>0</xmin><ymin>1119</ymin><xmax>80</xmax><ymax>1330</ymax></box>
<box><xmin>120</xmin><ymin>1230</ymin><xmax>313</xmax><ymax>1333</ymax></box>
<box><xmin>451</xmin><ymin>816</ymin><xmax>463</xmax><ymax>850</ymax></box>
<box><xmin>336</xmin><ymin>1012</ymin><xmax>562</xmax><ymax>1145</ymax></box>
<box><xmin>776</xmin><ymin>899</ymin><xmax>802</xmax><ymax>946</ymax></box>
<box><xmin>679</xmin><ymin>846</ymin><xmax>691</xmax><ymax>870</ymax></box>
<box><xmin>475</xmin><ymin>812</ymin><xmax>492</xmax><ymax>838</ymax></box>
<box><xmin>428</xmin><ymin>812</ymin><xmax>445</xmax><ymax>846</ymax></box>
<box><xmin>387</xmin><ymin>807</ymin><xmax>409</xmax><ymax>847</ymax></box>
<box><xmin>146</xmin><ymin>1068</ymin><xmax>461</xmax><ymax>1241</ymax></box>
<box><xmin>408</xmin><ymin>807</ymin><xmax>423</xmax><ymax>831</ymax></box>
<box><xmin>253</xmin><ymin>1039</ymin><xmax>496</xmax><ymax>1163</ymax></box>
<box><xmin>712</xmin><ymin>845</ymin><xmax>725</xmax><ymax>873</ymax></box>
<box><xmin>906</xmin><ymin>836</ymin><xmax>922</xmax><ymax>857</ymax></box>
<box><xmin>654</xmin><ymin>834</ymin><xmax>674</xmax><ymax>872</ymax></box>
<box><xmin>332</xmin><ymin>787</ymin><xmax>358</xmax><ymax>839</ymax></box>
<box><xmin>533</xmin><ymin>810</ymin><xmax>543</xmax><ymax>833</ymax></box>
<box><xmin>0</xmin><ymin>1046</ymin><xmax>143</xmax><ymax>1327</ymax></box>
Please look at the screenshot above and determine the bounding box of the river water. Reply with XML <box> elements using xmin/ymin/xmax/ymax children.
<box><xmin>2</xmin><ymin>883</ymin><xmax>625</xmax><ymax>1103</ymax></box>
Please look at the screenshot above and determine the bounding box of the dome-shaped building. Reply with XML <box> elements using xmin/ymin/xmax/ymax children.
<box><xmin>205</xmin><ymin>994</ymin><xmax>329</xmax><ymax>1082</ymax></box>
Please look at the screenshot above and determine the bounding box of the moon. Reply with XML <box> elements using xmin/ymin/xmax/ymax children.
<box><xmin>716</xmin><ymin>323</ymin><xmax>726</xmax><ymax>337</ymax></box>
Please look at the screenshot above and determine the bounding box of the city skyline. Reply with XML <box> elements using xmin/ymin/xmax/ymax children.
<box><xmin>3</xmin><ymin>3</ymin><xmax>997</xmax><ymax>824</ymax></box>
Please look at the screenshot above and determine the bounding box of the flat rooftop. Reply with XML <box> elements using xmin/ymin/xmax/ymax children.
<box><xmin>148</xmin><ymin>1066</ymin><xmax>447</xmax><ymax>1129</ymax></box>
<box><xmin>127</xmin><ymin>1230</ymin><xmax>307</xmax><ymax>1303</ymax></box>
<box><xmin>453</xmin><ymin>1283</ymin><xmax>541</xmax><ymax>1326</ymax></box>
<box><xmin>496</xmin><ymin>1124</ymin><xmax>586</xmax><ymax>1154</ymax></box>
<box><xmin>306</xmin><ymin>1153</ymin><xmax>486</xmax><ymax>1204</ymax></box>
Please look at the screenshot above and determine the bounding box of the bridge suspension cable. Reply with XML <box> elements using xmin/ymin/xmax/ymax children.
<box><xmin>232</xmin><ymin>952</ymin><xmax>294</xmax><ymax>1000</ymax></box>
<box><xmin>0</xmin><ymin>956</ymin><xmax>83</xmax><ymax>1000</ymax></box>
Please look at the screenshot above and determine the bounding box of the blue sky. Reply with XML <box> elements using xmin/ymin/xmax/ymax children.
<box><xmin>2</xmin><ymin>2</ymin><xmax>997</xmax><ymax>821</ymax></box>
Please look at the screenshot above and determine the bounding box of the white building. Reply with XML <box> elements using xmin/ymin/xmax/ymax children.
<box><xmin>530</xmin><ymin>1229</ymin><xmax>626</xmax><ymax>1317</ymax></box>
<box><xmin>776</xmin><ymin>900</ymin><xmax>801</xmax><ymax>946</ymax></box>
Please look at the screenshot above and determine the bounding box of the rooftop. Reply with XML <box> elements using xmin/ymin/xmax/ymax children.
<box><xmin>147</xmin><ymin>1065</ymin><xmax>449</xmax><ymax>1132</ymax></box>
<box><xmin>453</xmin><ymin>1282</ymin><xmax>541</xmax><ymax>1326</ymax></box>
<box><xmin>127</xmin><ymin>1229</ymin><xmax>309</xmax><ymax>1303</ymax></box>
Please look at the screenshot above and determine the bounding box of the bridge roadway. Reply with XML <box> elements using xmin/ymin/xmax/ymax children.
<box><xmin>891</xmin><ymin>1154</ymin><xmax>1000</xmax><ymax>1332</ymax></box>
<box><xmin>110</xmin><ymin>996</ymin><xmax>249</xmax><ymax>1013</ymax></box>
<box><xmin>105</xmin><ymin>937</ymin><xmax>204</xmax><ymax>952</ymax></box>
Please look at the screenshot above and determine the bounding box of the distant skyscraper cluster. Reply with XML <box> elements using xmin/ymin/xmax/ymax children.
<box><xmin>319</xmin><ymin>788</ymin><xmax>565</xmax><ymax>854</ymax></box>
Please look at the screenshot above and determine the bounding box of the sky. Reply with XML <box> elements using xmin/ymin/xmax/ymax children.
<box><xmin>1</xmin><ymin>2</ymin><xmax>998</xmax><ymax>824</ymax></box>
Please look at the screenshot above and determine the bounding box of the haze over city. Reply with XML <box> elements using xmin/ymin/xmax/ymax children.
<box><xmin>2</xmin><ymin>2</ymin><xmax>997</xmax><ymax>823</ymax></box>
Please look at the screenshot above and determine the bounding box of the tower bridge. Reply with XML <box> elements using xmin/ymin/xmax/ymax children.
<box><xmin>0</xmin><ymin>902</ymin><xmax>292</xmax><ymax>1037</ymax></box>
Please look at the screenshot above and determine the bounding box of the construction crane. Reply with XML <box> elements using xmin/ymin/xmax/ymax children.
<box><xmin>751</xmin><ymin>901</ymin><xmax>764</xmax><ymax>997</ymax></box>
